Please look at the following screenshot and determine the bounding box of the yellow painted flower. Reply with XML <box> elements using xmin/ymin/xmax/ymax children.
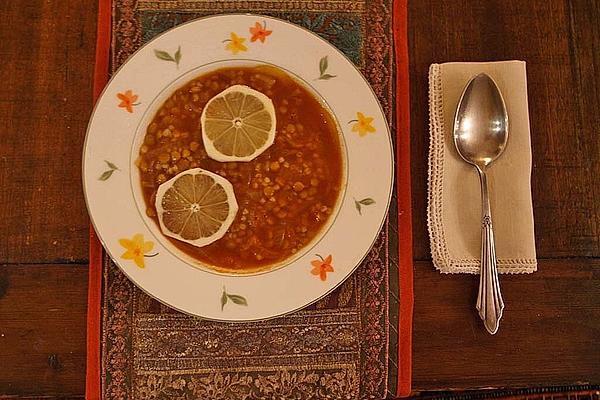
<box><xmin>118</xmin><ymin>233</ymin><xmax>156</xmax><ymax>268</ymax></box>
<box><xmin>224</xmin><ymin>32</ymin><xmax>248</xmax><ymax>54</ymax></box>
<box><xmin>349</xmin><ymin>112</ymin><xmax>376</xmax><ymax>137</ymax></box>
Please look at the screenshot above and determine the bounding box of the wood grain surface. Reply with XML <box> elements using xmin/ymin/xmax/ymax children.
<box><xmin>0</xmin><ymin>0</ymin><xmax>96</xmax><ymax>265</ymax></box>
<box><xmin>412</xmin><ymin>259</ymin><xmax>600</xmax><ymax>390</ymax></box>
<box><xmin>0</xmin><ymin>265</ymin><xmax>87</xmax><ymax>396</ymax></box>
<box><xmin>0</xmin><ymin>0</ymin><xmax>598</xmax><ymax>397</ymax></box>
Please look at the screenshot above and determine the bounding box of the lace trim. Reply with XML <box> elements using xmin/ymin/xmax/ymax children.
<box><xmin>427</xmin><ymin>64</ymin><xmax>537</xmax><ymax>274</ymax></box>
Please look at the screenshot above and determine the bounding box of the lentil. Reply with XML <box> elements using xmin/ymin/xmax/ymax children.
<box><xmin>138</xmin><ymin>66</ymin><xmax>343</xmax><ymax>272</ymax></box>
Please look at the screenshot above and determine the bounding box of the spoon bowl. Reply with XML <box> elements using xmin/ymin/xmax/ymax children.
<box><xmin>453</xmin><ymin>73</ymin><xmax>509</xmax><ymax>334</ymax></box>
<box><xmin>454</xmin><ymin>74</ymin><xmax>508</xmax><ymax>168</ymax></box>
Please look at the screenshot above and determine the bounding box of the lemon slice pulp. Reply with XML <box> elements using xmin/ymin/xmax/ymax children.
<box><xmin>155</xmin><ymin>168</ymin><xmax>238</xmax><ymax>247</ymax></box>
<box><xmin>201</xmin><ymin>84</ymin><xmax>276</xmax><ymax>162</ymax></box>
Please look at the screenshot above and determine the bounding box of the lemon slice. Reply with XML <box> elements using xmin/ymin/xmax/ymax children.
<box><xmin>201</xmin><ymin>84</ymin><xmax>276</xmax><ymax>162</ymax></box>
<box><xmin>155</xmin><ymin>168</ymin><xmax>238</xmax><ymax>247</ymax></box>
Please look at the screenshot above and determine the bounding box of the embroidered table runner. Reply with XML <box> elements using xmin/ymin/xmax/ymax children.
<box><xmin>86</xmin><ymin>0</ymin><xmax>412</xmax><ymax>398</ymax></box>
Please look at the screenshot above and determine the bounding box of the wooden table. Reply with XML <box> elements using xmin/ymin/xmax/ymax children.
<box><xmin>1</xmin><ymin>0</ymin><xmax>598</xmax><ymax>397</ymax></box>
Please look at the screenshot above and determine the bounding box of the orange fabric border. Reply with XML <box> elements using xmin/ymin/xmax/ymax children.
<box><xmin>86</xmin><ymin>228</ymin><xmax>103</xmax><ymax>400</ymax></box>
<box><xmin>86</xmin><ymin>0</ymin><xmax>111</xmax><ymax>398</ymax></box>
<box><xmin>393</xmin><ymin>0</ymin><xmax>414</xmax><ymax>396</ymax></box>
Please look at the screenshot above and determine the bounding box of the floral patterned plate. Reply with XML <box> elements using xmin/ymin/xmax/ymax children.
<box><xmin>83</xmin><ymin>14</ymin><xmax>393</xmax><ymax>321</ymax></box>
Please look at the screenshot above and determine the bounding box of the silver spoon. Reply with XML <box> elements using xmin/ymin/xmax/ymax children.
<box><xmin>453</xmin><ymin>73</ymin><xmax>508</xmax><ymax>334</ymax></box>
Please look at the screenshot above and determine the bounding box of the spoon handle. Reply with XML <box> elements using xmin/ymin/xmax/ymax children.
<box><xmin>476</xmin><ymin>169</ymin><xmax>505</xmax><ymax>334</ymax></box>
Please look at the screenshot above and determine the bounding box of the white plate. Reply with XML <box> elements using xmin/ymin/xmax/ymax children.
<box><xmin>83</xmin><ymin>14</ymin><xmax>393</xmax><ymax>321</ymax></box>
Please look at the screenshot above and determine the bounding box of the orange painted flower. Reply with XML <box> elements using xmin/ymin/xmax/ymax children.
<box><xmin>118</xmin><ymin>233</ymin><xmax>156</xmax><ymax>268</ymax></box>
<box><xmin>117</xmin><ymin>90</ymin><xmax>140</xmax><ymax>113</ymax></box>
<box><xmin>311</xmin><ymin>254</ymin><xmax>334</xmax><ymax>281</ymax></box>
<box><xmin>350</xmin><ymin>112</ymin><xmax>376</xmax><ymax>137</ymax></box>
<box><xmin>224</xmin><ymin>32</ymin><xmax>248</xmax><ymax>54</ymax></box>
<box><xmin>250</xmin><ymin>21</ymin><xmax>272</xmax><ymax>43</ymax></box>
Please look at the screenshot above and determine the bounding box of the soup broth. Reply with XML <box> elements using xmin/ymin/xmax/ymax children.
<box><xmin>137</xmin><ymin>65</ymin><xmax>343</xmax><ymax>273</ymax></box>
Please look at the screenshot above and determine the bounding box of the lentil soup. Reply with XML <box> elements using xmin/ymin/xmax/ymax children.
<box><xmin>136</xmin><ymin>65</ymin><xmax>344</xmax><ymax>273</ymax></box>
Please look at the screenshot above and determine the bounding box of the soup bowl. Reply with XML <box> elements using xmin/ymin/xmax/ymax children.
<box><xmin>130</xmin><ymin>59</ymin><xmax>348</xmax><ymax>276</ymax></box>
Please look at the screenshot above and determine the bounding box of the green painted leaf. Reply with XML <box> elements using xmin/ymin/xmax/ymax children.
<box><xmin>154</xmin><ymin>49</ymin><xmax>174</xmax><ymax>62</ymax></box>
<box><xmin>174</xmin><ymin>46</ymin><xmax>181</xmax><ymax>66</ymax></box>
<box><xmin>99</xmin><ymin>169</ymin><xmax>114</xmax><ymax>181</ymax></box>
<box><xmin>104</xmin><ymin>160</ymin><xmax>118</xmax><ymax>170</ymax></box>
<box><xmin>359</xmin><ymin>198</ymin><xmax>376</xmax><ymax>206</ymax></box>
<box><xmin>319</xmin><ymin>73</ymin><xmax>336</xmax><ymax>80</ymax></box>
<box><xmin>354</xmin><ymin>199</ymin><xmax>362</xmax><ymax>215</ymax></box>
<box><xmin>319</xmin><ymin>56</ymin><xmax>328</xmax><ymax>75</ymax></box>
<box><xmin>227</xmin><ymin>294</ymin><xmax>248</xmax><ymax>306</ymax></box>
<box><xmin>354</xmin><ymin>198</ymin><xmax>375</xmax><ymax>215</ymax></box>
<box><xmin>220</xmin><ymin>290</ymin><xmax>228</xmax><ymax>311</ymax></box>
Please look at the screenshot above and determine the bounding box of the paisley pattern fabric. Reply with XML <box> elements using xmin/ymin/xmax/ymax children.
<box><xmin>102</xmin><ymin>1</ymin><xmax>400</xmax><ymax>398</ymax></box>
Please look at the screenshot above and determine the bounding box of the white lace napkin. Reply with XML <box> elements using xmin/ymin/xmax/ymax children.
<box><xmin>428</xmin><ymin>61</ymin><xmax>537</xmax><ymax>274</ymax></box>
